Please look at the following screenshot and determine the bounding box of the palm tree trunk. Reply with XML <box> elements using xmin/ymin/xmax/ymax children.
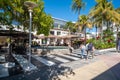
<box><xmin>101</xmin><ymin>20</ymin><xmax>103</xmax><ymax>41</ymax></box>
<box><xmin>84</xmin><ymin>27</ymin><xmax>86</xmax><ymax>45</ymax></box>
<box><xmin>117</xmin><ymin>26</ymin><xmax>119</xmax><ymax>39</ymax></box>
<box><xmin>78</xmin><ymin>11</ymin><xmax>80</xmax><ymax>20</ymax></box>
<box><xmin>111</xmin><ymin>22</ymin><xmax>114</xmax><ymax>32</ymax></box>
<box><xmin>107</xmin><ymin>21</ymin><xmax>110</xmax><ymax>29</ymax></box>
<box><xmin>100</xmin><ymin>26</ymin><xmax>103</xmax><ymax>40</ymax></box>
<box><xmin>96</xmin><ymin>25</ymin><xmax>98</xmax><ymax>42</ymax></box>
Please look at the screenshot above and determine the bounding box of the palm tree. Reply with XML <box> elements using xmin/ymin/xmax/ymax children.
<box><xmin>71</xmin><ymin>0</ymin><xmax>85</xmax><ymax>19</ymax></box>
<box><xmin>0</xmin><ymin>0</ymin><xmax>53</xmax><ymax>35</ymax></box>
<box><xmin>64</xmin><ymin>21</ymin><xmax>75</xmax><ymax>34</ymax></box>
<box><xmin>115</xmin><ymin>8</ymin><xmax>120</xmax><ymax>36</ymax></box>
<box><xmin>91</xmin><ymin>15</ymin><xmax>103</xmax><ymax>40</ymax></box>
<box><xmin>75</xmin><ymin>15</ymin><xmax>92</xmax><ymax>45</ymax></box>
<box><xmin>89</xmin><ymin>0</ymin><xmax>120</xmax><ymax>40</ymax></box>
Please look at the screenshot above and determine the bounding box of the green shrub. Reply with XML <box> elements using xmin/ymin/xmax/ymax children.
<box><xmin>87</xmin><ymin>39</ymin><xmax>115</xmax><ymax>50</ymax></box>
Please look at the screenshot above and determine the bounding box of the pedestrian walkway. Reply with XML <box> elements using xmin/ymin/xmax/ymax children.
<box><xmin>59</xmin><ymin>50</ymin><xmax>120</xmax><ymax>80</ymax></box>
<box><xmin>1</xmin><ymin>48</ymin><xmax>120</xmax><ymax>80</ymax></box>
<box><xmin>59</xmin><ymin>60</ymin><xmax>117</xmax><ymax>80</ymax></box>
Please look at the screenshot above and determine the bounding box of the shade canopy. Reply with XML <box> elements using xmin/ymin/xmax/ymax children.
<box><xmin>35</xmin><ymin>34</ymin><xmax>79</xmax><ymax>39</ymax></box>
<box><xmin>0</xmin><ymin>30</ymin><xmax>34</xmax><ymax>38</ymax></box>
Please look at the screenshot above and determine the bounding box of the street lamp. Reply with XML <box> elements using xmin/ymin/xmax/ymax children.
<box><xmin>24</xmin><ymin>1</ymin><xmax>37</xmax><ymax>71</ymax></box>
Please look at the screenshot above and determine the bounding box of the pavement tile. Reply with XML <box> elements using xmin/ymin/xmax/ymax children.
<box><xmin>59</xmin><ymin>60</ymin><xmax>116</xmax><ymax>80</ymax></box>
<box><xmin>59</xmin><ymin>51</ymin><xmax>120</xmax><ymax>80</ymax></box>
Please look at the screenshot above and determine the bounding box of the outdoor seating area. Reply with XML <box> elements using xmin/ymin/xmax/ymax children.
<box><xmin>0</xmin><ymin>30</ymin><xmax>29</xmax><ymax>54</ymax></box>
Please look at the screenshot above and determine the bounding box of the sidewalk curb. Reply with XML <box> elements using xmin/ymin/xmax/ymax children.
<box><xmin>97</xmin><ymin>48</ymin><xmax>116</xmax><ymax>52</ymax></box>
<box><xmin>93</xmin><ymin>48</ymin><xmax>116</xmax><ymax>55</ymax></box>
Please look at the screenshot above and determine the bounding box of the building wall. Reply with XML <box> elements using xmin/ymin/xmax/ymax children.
<box><xmin>53</xmin><ymin>17</ymin><xmax>67</xmax><ymax>29</ymax></box>
<box><xmin>50</xmin><ymin>29</ymin><xmax>69</xmax><ymax>36</ymax></box>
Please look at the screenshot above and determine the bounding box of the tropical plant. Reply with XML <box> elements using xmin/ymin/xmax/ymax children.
<box><xmin>0</xmin><ymin>0</ymin><xmax>53</xmax><ymax>35</ymax></box>
<box><xmin>87</xmin><ymin>38</ymin><xmax>115</xmax><ymax>49</ymax></box>
<box><xmin>64</xmin><ymin>21</ymin><xmax>76</xmax><ymax>34</ymax></box>
<box><xmin>103</xmin><ymin>28</ymin><xmax>114</xmax><ymax>43</ymax></box>
<box><xmin>75</xmin><ymin>15</ymin><xmax>92</xmax><ymax>45</ymax></box>
<box><xmin>71</xmin><ymin>0</ymin><xmax>85</xmax><ymax>18</ymax></box>
<box><xmin>114</xmin><ymin>7</ymin><xmax>120</xmax><ymax>40</ymax></box>
<box><xmin>89</xmin><ymin>0</ymin><xmax>120</xmax><ymax>40</ymax></box>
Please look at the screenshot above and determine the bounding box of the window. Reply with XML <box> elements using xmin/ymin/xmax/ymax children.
<box><xmin>42</xmin><ymin>38</ymin><xmax>47</xmax><ymax>44</ymax></box>
<box><xmin>50</xmin><ymin>31</ymin><xmax>54</xmax><ymax>35</ymax></box>
<box><xmin>57</xmin><ymin>31</ymin><xmax>61</xmax><ymax>35</ymax></box>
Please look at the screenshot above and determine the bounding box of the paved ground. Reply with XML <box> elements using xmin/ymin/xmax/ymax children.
<box><xmin>59</xmin><ymin>50</ymin><xmax>120</xmax><ymax>80</ymax></box>
<box><xmin>1</xmin><ymin>48</ymin><xmax>120</xmax><ymax>80</ymax></box>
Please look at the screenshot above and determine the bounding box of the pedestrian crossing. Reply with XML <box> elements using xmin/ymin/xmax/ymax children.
<box><xmin>12</xmin><ymin>54</ymin><xmax>37</xmax><ymax>72</ymax></box>
<box><xmin>72</xmin><ymin>49</ymin><xmax>81</xmax><ymax>54</ymax></box>
<box><xmin>66</xmin><ymin>53</ymin><xmax>81</xmax><ymax>58</ymax></box>
<box><xmin>0</xmin><ymin>53</ymin><xmax>81</xmax><ymax>78</ymax></box>
<box><xmin>48</xmin><ymin>54</ymin><xmax>70</xmax><ymax>63</ymax></box>
<box><xmin>30</xmin><ymin>53</ymin><xmax>81</xmax><ymax>65</ymax></box>
<box><xmin>56</xmin><ymin>54</ymin><xmax>80</xmax><ymax>60</ymax></box>
<box><xmin>32</xmin><ymin>55</ymin><xmax>55</xmax><ymax>66</ymax></box>
<box><xmin>14</xmin><ymin>53</ymin><xmax>81</xmax><ymax>69</ymax></box>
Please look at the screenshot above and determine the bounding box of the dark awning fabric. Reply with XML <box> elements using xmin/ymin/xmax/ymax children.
<box><xmin>0</xmin><ymin>30</ymin><xmax>32</xmax><ymax>38</ymax></box>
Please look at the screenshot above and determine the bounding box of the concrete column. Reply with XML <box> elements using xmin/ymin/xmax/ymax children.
<box><xmin>47</xmin><ymin>38</ymin><xmax>50</xmax><ymax>45</ymax></box>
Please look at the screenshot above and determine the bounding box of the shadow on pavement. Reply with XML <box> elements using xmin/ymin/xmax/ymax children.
<box><xmin>92</xmin><ymin>63</ymin><xmax>120</xmax><ymax>80</ymax></box>
<box><xmin>1</xmin><ymin>64</ymin><xmax>75</xmax><ymax>80</ymax></box>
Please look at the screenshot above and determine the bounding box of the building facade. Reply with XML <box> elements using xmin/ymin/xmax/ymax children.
<box><xmin>35</xmin><ymin>17</ymin><xmax>72</xmax><ymax>46</ymax></box>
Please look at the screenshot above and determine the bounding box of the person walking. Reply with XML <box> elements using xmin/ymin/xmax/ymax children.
<box><xmin>117</xmin><ymin>38</ymin><xmax>120</xmax><ymax>53</ymax></box>
<box><xmin>68</xmin><ymin>44</ymin><xmax>74</xmax><ymax>53</ymax></box>
<box><xmin>86</xmin><ymin>42</ymin><xmax>95</xmax><ymax>59</ymax></box>
<box><xmin>80</xmin><ymin>43</ymin><xmax>86</xmax><ymax>59</ymax></box>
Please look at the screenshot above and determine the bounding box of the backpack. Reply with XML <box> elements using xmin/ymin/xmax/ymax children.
<box><xmin>87</xmin><ymin>43</ymin><xmax>93</xmax><ymax>50</ymax></box>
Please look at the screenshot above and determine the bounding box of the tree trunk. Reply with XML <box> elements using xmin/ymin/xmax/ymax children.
<box><xmin>101</xmin><ymin>20</ymin><xmax>103</xmax><ymax>41</ymax></box>
<box><xmin>100</xmin><ymin>26</ymin><xmax>103</xmax><ymax>40</ymax></box>
<box><xmin>84</xmin><ymin>27</ymin><xmax>86</xmax><ymax>45</ymax></box>
<box><xmin>106</xmin><ymin>21</ymin><xmax>109</xmax><ymax>29</ymax></box>
<box><xmin>78</xmin><ymin>11</ymin><xmax>80</xmax><ymax>20</ymax></box>
<box><xmin>96</xmin><ymin>25</ymin><xmax>98</xmax><ymax>42</ymax></box>
<box><xmin>117</xmin><ymin>26</ymin><xmax>119</xmax><ymax>39</ymax></box>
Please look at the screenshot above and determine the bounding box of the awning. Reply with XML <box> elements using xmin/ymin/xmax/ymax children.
<box><xmin>59</xmin><ymin>35</ymin><xmax>79</xmax><ymax>39</ymax></box>
<box><xmin>0</xmin><ymin>30</ymin><xmax>33</xmax><ymax>38</ymax></box>
<box><xmin>35</xmin><ymin>34</ymin><xmax>79</xmax><ymax>39</ymax></box>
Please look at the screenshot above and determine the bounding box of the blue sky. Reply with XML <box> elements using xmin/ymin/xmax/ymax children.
<box><xmin>43</xmin><ymin>0</ymin><xmax>120</xmax><ymax>22</ymax></box>
<box><xmin>43</xmin><ymin>0</ymin><xmax>120</xmax><ymax>32</ymax></box>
